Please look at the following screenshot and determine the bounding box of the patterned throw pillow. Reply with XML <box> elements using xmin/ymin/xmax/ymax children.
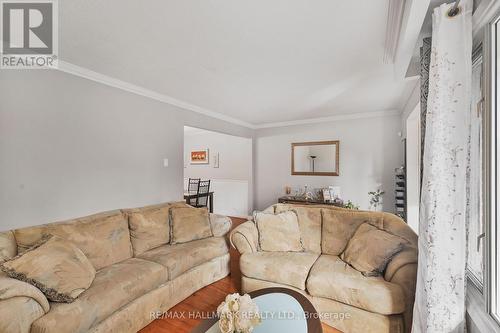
<box><xmin>254</xmin><ymin>211</ymin><xmax>304</xmax><ymax>252</ymax></box>
<box><xmin>0</xmin><ymin>235</ymin><xmax>95</xmax><ymax>303</ymax></box>
<box><xmin>342</xmin><ymin>223</ymin><xmax>408</xmax><ymax>276</ymax></box>
<box><xmin>170</xmin><ymin>207</ymin><xmax>213</xmax><ymax>244</ymax></box>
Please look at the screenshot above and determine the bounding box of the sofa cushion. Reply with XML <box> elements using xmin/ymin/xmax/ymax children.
<box><xmin>137</xmin><ymin>236</ymin><xmax>228</xmax><ymax>280</ymax></box>
<box><xmin>306</xmin><ymin>255</ymin><xmax>405</xmax><ymax>315</ymax></box>
<box><xmin>254</xmin><ymin>211</ymin><xmax>303</xmax><ymax>252</ymax></box>
<box><xmin>31</xmin><ymin>257</ymin><xmax>167</xmax><ymax>333</ymax></box>
<box><xmin>170</xmin><ymin>207</ymin><xmax>213</xmax><ymax>244</ymax></box>
<box><xmin>240</xmin><ymin>252</ymin><xmax>319</xmax><ymax>290</ymax></box>
<box><xmin>342</xmin><ymin>223</ymin><xmax>408</xmax><ymax>276</ymax></box>
<box><xmin>125</xmin><ymin>202</ymin><xmax>189</xmax><ymax>255</ymax></box>
<box><xmin>321</xmin><ymin>209</ymin><xmax>383</xmax><ymax>256</ymax></box>
<box><xmin>1</xmin><ymin>236</ymin><xmax>95</xmax><ymax>302</ymax></box>
<box><xmin>275</xmin><ymin>206</ymin><xmax>322</xmax><ymax>253</ymax></box>
<box><xmin>14</xmin><ymin>210</ymin><xmax>132</xmax><ymax>270</ymax></box>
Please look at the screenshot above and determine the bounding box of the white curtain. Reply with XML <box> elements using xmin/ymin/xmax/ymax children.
<box><xmin>412</xmin><ymin>1</ymin><xmax>472</xmax><ymax>332</ymax></box>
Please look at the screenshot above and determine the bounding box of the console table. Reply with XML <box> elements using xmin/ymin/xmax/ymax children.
<box><xmin>278</xmin><ymin>196</ymin><xmax>344</xmax><ymax>207</ymax></box>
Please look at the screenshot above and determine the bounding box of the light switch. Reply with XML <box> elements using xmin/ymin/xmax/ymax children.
<box><xmin>163</xmin><ymin>158</ymin><xmax>169</xmax><ymax>167</ymax></box>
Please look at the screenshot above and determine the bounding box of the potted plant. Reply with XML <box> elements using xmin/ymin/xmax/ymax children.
<box><xmin>368</xmin><ymin>189</ymin><xmax>385</xmax><ymax>211</ymax></box>
<box><xmin>343</xmin><ymin>200</ymin><xmax>359</xmax><ymax>210</ymax></box>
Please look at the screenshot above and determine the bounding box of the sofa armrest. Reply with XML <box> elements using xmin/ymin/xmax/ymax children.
<box><xmin>388</xmin><ymin>263</ymin><xmax>417</xmax><ymax>333</ymax></box>
<box><xmin>0</xmin><ymin>297</ymin><xmax>47</xmax><ymax>333</ymax></box>
<box><xmin>209</xmin><ymin>213</ymin><xmax>232</xmax><ymax>237</ymax></box>
<box><xmin>382</xmin><ymin>247</ymin><xmax>417</xmax><ymax>333</ymax></box>
<box><xmin>384</xmin><ymin>247</ymin><xmax>418</xmax><ymax>281</ymax></box>
<box><xmin>229</xmin><ymin>221</ymin><xmax>259</xmax><ymax>254</ymax></box>
<box><xmin>0</xmin><ymin>273</ymin><xmax>50</xmax><ymax>333</ymax></box>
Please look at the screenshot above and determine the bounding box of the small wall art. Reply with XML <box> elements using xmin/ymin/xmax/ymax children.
<box><xmin>190</xmin><ymin>149</ymin><xmax>209</xmax><ymax>164</ymax></box>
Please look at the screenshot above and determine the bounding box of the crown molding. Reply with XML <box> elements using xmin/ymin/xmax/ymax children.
<box><xmin>384</xmin><ymin>0</ymin><xmax>406</xmax><ymax>64</ymax></box>
<box><xmin>57</xmin><ymin>61</ymin><xmax>256</xmax><ymax>129</ymax></box>
<box><xmin>393</xmin><ymin>0</ymin><xmax>431</xmax><ymax>79</ymax></box>
<box><xmin>57</xmin><ymin>61</ymin><xmax>402</xmax><ymax>131</ymax></box>
<box><xmin>254</xmin><ymin>110</ymin><xmax>401</xmax><ymax>129</ymax></box>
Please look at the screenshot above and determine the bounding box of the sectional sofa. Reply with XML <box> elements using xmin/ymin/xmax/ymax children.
<box><xmin>0</xmin><ymin>201</ymin><xmax>232</xmax><ymax>333</ymax></box>
<box><xmin>230</xmin><ymin>203</ymin><xmax>418</xmax><ymax>333</ymax></box>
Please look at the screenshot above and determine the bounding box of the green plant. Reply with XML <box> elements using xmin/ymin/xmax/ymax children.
<box><xmin>343</xmin><ymin>200</ymin><xmax>359</xmax><ymax>210</ymax></box>
<box><xmin>368</xmin><ymin>189</ymin><xmax>385</xmax><ymax>209</ymax></box>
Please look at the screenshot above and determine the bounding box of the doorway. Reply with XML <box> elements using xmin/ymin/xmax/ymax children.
<box><xmin>184</xmin><ymin>126</ymin><xmax>252</xmax><ymax>218</ymax></box>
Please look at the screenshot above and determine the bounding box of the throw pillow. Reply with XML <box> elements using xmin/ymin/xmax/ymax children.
<box><xmin>170</xmin><ymin>207</ymin><xmax>213</xmax><ymax>244</ymax></box>
<box><xmin>321</xmin><ymin>209</ymin><xmax>383</xmax><ymax>256</ymax></box>
<box><xmin>275</xmin><ymin>205</ymin><xmax>322</xmax><ymax>253</ymax></box>
<box><xmin>342</xmin><ymin>223</ymin><xmax>408</xmax><ymax>276</ymax></box>
<box><xmin>127</xmin><ymin>202</ymin><xmax>189</xmax><ymax>255</ymax></box>
<box><xmin>0</xmin><ymin>235</ymin><xmax>96</xmax><ymax>303</ymax></box>
<box><xmin>254</xmin><ymin>210</ymin><xmax>303</xmax><ymax>252</ymax></box>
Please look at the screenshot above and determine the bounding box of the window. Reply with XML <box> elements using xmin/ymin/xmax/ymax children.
<box><xmin>466</xmin><ymin>50</ymin><xmax>485</xmax><ymax>289</ymax></box>
<box><xmin>489</xmin><ymin>12</ymin><xmax>500</xmax><ymax>323</ymax></box>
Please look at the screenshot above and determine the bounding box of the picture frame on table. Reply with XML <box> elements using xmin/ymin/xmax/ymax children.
<box><xmin>322</xmin><ymin>188</ymin><xmax>332</xmax><ymax>201</ymax></box>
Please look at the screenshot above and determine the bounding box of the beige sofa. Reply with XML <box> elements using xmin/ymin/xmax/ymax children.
<box><xmin>230</xmin><ymin>203</ymin><xmax>418</xmax><ymax>333</ymax></box>
<box><xmin>0</xmin><ymin>202</ymin><xmax>232</xmax><ymax>333</ymax></box>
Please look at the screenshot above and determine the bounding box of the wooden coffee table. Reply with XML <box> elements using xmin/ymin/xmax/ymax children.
<box><xmin>192</xmin><ymin>287</ymin><xmax>322</xmax><ymax>333</ymax></box>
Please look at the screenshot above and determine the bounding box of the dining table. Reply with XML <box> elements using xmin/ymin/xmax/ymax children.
<box><xmin>183</xmin><ymin>191</ymin><xmax>214</xmax><ymax>213</ymax></box>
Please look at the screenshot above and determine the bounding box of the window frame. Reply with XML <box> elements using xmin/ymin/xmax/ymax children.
<box><xmin>485</xmin><ymin>9</ymin><xmax>499</xmax><ymax>325</ymax></box>
<box><xmin>466</xmin><ymin>46</ymin><xmax>486</xmax><ymax>292</ymax></box>
<box><xmin>465</xmin><ymin>8</ymin><xmax>500</xmax><ymax>332</ymax></box>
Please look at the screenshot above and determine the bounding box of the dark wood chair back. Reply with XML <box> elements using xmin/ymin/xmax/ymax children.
<box><xmin>195</xmin><ymin>180</ymin><xmax>211</xmax><ymax>207</ymax></box>
<box><xmin>188</xmin><ymin>178</ymin><xmax>200</xmax><ymax>192</ymax></box>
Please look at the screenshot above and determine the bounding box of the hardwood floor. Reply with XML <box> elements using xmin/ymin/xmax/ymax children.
<box><xmin>228</xmin><ymin>217</ymin><xmax>246</xmax><ymax>292</ymax></box>
<box><xmin>140</xmin><ymin>216</ymin><xmax>341</xmax><ymax>332</ymax></box>
<box><xmin>140</xmin><ymin>276</ymin><xmax>341</xmax><ymax>333</ymax></box>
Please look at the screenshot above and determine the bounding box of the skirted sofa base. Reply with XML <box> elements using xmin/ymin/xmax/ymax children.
<box><xmin>90</xmin><ymin>254</ymin><xmax>229</xmax><ymax>333</ymax></box>
<box><xmin>241</xmin><ymin>276</ymin><xmax>405</xmax><ymax>333</ymax></box>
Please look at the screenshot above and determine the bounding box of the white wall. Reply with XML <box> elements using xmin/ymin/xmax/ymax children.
<box><xmin>184</xmin><ymin>128</ymin><xmax>252</xmax><ymax>181</ymax></box>
<box><xmin>0</xmin><ymin>70</ymin><xmax>252</xmax><ymax>231</ymax></box>
<box><xmin>183</xmin><ymin>127</ymin><xmax>252</xmax><ymax>217</ymax></box>
<box><xmin>254</xmin><ymin>115</ymin><xmax>403</xmax><ymax>211</ymax></box>
<box><xmin>406</xmin><ymin>105</ymin><xmax>421</xmax><ymax>233</ymax></box>
<box><xmin>184</xmin><ymin>178</ymin><xmax>249</xmax><ymax>217</ymax></box>
<box><xmin>401</xmin><ymin>81</ymin><xmax>420</xmax><ymax>138</ymax></box>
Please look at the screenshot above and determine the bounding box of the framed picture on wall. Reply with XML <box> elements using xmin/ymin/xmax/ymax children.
<box><xmin>190</xmin><ymin>149</ymin><xmax>209</xmax><ymax>164</ymax></box>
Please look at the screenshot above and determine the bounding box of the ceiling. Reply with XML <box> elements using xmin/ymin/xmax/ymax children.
<box><xmin>59</xmin><ymin>0</ymin><xmax>418</xmax><ymax>127</ymax></box>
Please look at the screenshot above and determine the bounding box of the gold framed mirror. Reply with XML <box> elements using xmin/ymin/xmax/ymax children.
<box><xmin>291</xmin><ymin>140</ymin><xmax>339</xmax><ymax>176</ymax></box>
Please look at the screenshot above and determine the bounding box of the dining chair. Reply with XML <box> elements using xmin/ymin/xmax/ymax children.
<box><xmin>193</xmin><ymin>180</ymin><xmax>211</xmax><ymax>208</ymax></box>
<box><xmin>187</xmin><ymin>178</ymin><xmax>201</xmax><ymax>205</ymax></box>
<box><xmin>188</xmin><ymin>178</ymin><xmax>200</xmax><ymax>192</ymax></box>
